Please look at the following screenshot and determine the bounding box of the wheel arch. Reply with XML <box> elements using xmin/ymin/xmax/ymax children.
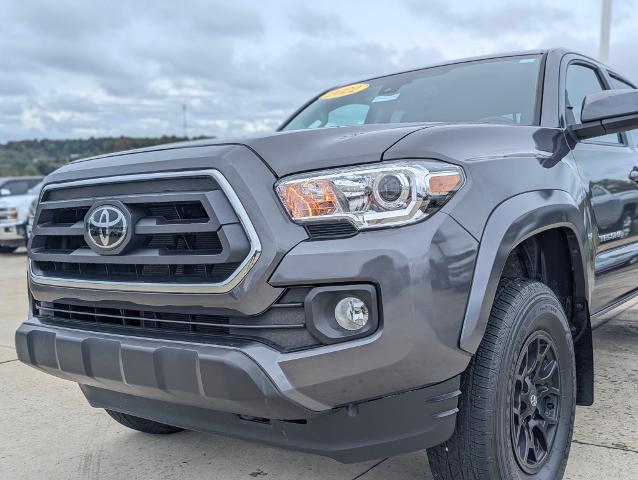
<box><xmin>459</xmin><ymin>190</ymin><xmax>594</xmax><ymax>404</ymax></box>
<box><xmin>621</xmin><ymin>202</ymin><xmax>637</xmax><ymax>218</ymax></box>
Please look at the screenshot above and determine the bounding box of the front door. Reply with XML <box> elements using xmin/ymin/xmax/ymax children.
<box><xmin>565</xmin><ymin>61</ymin><xmax>638</xmax><ymax>312</ymax></box>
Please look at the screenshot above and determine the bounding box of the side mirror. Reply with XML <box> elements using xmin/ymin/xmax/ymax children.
<box><xmin>569</xmin><ymin>89</ymin><xmax>638</xmax><ymax>141</ymax></box>
<box><xmin>0</xmin><ymin>188</ymin><xmax>10</xmax><ymax>196</ymax></box>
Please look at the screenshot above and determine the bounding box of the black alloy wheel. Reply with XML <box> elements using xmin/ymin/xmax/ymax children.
<box><xmin>511</xmin><ymin>332</ymin><xmax>561</xmax><ymax>473</ymax></box>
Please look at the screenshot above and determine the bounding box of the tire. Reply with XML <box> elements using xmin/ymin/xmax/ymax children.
<box><xmin>621</xmin><ymin>211</ymin><xmax>633</xmax><ymax>237</ymax></box>
<box><xmin>427</xmin><ymin>279</ymin><xmax>576</xmax><ymax>480</ymax></box>
<box><xmin>0</xmin><ymin>246</ymin><xmax>17</xmax><ymax>254</ymax></box>
<box><xmin>105</xmin><ymin>410</ymin><xmax>184</xmax><ymax>435</ymax></box>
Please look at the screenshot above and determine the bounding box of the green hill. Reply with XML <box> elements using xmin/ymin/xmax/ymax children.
<box><xmin>0</xmin><ymin>136</ymin><xmax>208</xmax><ymax>176</ymax></box>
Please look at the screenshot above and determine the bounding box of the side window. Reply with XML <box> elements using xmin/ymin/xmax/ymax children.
<box><xmin>609</xmin><ymin>74</ymin><xmax>637</xmax><ymax>147</ymax></box>
<box><xmin>592</xmin><ymin>185</ymin><xmax>606</xmax><ymax>197</ymax></box>
<box><xmin>565</xmin><ymin>64</ymin><xmax>621</xmax><ymax>144</ymax></box>
<box><xmin>609</xmin><ymin>75</ymin><xmax>636</xmax><ymax>90</ymax></box>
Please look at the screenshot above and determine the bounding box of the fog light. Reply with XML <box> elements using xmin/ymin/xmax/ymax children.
<box><xmin>334</xmin><ymin>297</ymin><xmax>369</xmax><ymax>331</ymax></box>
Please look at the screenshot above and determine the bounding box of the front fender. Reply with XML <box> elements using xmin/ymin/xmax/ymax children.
<box><xmin>458</xmin><ymin>189</ymin><xmax>593</xmax><ymax>353</ymax></box>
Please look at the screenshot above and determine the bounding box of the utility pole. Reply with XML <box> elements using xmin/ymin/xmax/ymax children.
<box><xmin>599</xmin><ymin>0</ymin><xmax>612</xmax><ymax>63</ymax></box>
<box><xmin>182</xmin><ymin>104</ymin><xmax>189</xmax><ymax>139</ymax></box>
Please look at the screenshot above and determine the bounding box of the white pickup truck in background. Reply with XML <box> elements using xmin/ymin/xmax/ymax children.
<box><xmin>0</xmin><ymin>177</ymin><xmax>43</xmax><ymax>253</ymax></box>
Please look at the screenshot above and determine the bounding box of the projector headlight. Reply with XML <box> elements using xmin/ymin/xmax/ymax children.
<box><xmin>275</xmin><ymin>160</ymin><xmax>464</xmax><ymax>230</ymax></box>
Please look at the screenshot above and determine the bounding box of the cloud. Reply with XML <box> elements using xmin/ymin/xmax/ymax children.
<box><xmin>610</xmin><ymin>38</ymin><xmax>638</xmax><ymax>83</ymax></box>
<box><xmin>288</xmin><ymin>6</ymin><xmax>351</xmax><ymax>38</ymax></box>
<box><xmin>0</xmin><ymin>0</ymin><xmax>636</xmax><ymax>143</ymax></box>
<box><xmin>404</xmin><ymin>0</ymin><xmax>575</xmax><ymax>35</ymax></box>
<box><xmin>271</xmin><ymin>41</ymin><xmax>444</xmax><ymax>93</ymax></box>
<box><xmin>0</xmin><ymin>75</ymin><xmax>34</xmax><ymax>97</ymax></box>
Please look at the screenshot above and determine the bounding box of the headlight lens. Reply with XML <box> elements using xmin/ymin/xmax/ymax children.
<box><xmin>7</xmin><ymin>207</ymin><xmax>18</xmax><ymax>221</ymax></box>
<box><xmin>275</xmin><ymin>160</ymin><xmax>464</xmax><ymax>230</ymax></box>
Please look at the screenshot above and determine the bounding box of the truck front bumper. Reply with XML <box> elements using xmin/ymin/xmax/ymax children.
<box><xmin>16</xmin><ymin>320</ymin><xmax>460</xmax><ymax>462</ymax></box>
<box><xmin>0</xmin><ymin>221</ymin><xmax>26</xmax><ymax>246</ymax></box>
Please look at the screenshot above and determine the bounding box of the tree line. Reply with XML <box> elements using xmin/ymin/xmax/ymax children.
<box><xmin>0</xmin><ymin>136</ymin><xmax>208</xmax><ymax>177</ymax></box>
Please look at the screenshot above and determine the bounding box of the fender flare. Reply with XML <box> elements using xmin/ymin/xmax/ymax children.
<box><xmin>459</xmin><ymin>189</ymin><xmax>593</xmax><ymax>353</ymax></box>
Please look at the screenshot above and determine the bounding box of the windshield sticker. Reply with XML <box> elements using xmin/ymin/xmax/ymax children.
<box><xmin>372</xmin><ymin>93</ymin><xmax>400</xmax><ymax>103</ymax></box>
<box><xmin>320</xmin><ymin>83</ymin><xmax>369</xmax><ymax>99</ymax></box>
<box><xmin>519</xmin><ymin>58</ymin><xmax>537</xmax><ymax>64</ymax></box>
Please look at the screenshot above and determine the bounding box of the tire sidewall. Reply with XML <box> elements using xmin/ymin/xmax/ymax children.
<box><xmin>494</xmin><ymin>286</ymin><xmax>576</xmax><ymax>480</ymax></box>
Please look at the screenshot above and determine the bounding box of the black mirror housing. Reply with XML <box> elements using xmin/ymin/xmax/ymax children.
<box><xmin>569</xmin><ymin>89</ymin><xmax>638</xmax><ymax>142</ymax></box>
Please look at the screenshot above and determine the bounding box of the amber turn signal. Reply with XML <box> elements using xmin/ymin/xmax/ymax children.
<box><xmin>428</xmin><ymin>173</ymin><xmax>462</xmax><ymax>196</ymax></box>
<box><xmin>278</xmin><ymin>179</ymin><xmax>339</xmax><ymax>219</ymax></box>
<box><xmin>7</xmin><ymin>207</ymin><xmax>18</xmax><ymax>221</ymax></box>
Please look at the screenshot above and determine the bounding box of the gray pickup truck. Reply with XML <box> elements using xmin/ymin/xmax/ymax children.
<box><xmin>15</xmin><ymin>49</ymin><xmax>638</xmax><ymax>479</ymax></box>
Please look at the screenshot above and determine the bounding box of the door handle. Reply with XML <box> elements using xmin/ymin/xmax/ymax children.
<box><xmin>630</xmin><ymin>167</ymin><xmax>638</xmax><ymax>183</ymax></box>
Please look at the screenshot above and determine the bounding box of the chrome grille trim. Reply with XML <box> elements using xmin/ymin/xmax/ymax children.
<box><xmin>29</xmin><ymin>169</ymin><xmax>262</xmax><ymax>294</ymax></box>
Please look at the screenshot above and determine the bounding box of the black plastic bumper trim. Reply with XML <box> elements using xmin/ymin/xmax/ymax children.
<box><xmin>15</xmin><ymin>321</ymin><xmax>312</xmax><ymax>420</ymax></box>
<box><xmin>81</xmin><ymin>375</ymin><xmax>461</xmax><ymax>464</ymax></box>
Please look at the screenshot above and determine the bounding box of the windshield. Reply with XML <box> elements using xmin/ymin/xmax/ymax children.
<box><xmin>27</xmin><ymin>182</ymin><xmax>44</xmax><ymax>195</ymax></box>
<box><xmin>282</xmin><ymin>55</ymin><xmax>542</xmax><ymax>131</ymax></box>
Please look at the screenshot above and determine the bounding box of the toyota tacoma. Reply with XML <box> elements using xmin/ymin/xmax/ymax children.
<box><xmin>15</xmin><ymin>49</ymin><xmax>638</xmax><ymax>479</ymax></box>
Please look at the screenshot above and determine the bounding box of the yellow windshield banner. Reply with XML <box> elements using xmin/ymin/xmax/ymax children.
<box><xmin>320</xmin><ymin>83</ymin><xmax>369</xmax><ymax>100</ymax></box>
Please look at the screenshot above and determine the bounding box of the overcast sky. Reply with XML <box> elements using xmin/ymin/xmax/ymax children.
<box><xmin>1</xmin><ymin>0</ymin><xmax>637</xmax><ymax>142</ymax></box>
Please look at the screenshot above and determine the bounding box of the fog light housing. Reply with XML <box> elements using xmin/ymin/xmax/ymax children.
<box><xmin>305</xmin><ymin>285</ymin><xmax>378</xmax><ymax>344</ymax></box>
<box><xmin>334</xmin><ymin>297</ymin><xmax>369</xmax><ymax>331</ymax></box>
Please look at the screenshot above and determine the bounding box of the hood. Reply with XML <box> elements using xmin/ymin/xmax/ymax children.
<box><xmin>61</xmin><ymin>124</ymin><xmax>431</xmax><ymax>178</ymax></box>
<box><xmin>234</xmin><ymin>123</ymin><xmax>430</xmax><ymax>175</ymax></box>
<box><xmin>52</xmin><ymin>122</ymin><xmax>561</xmax><ymax>181</ymax></box>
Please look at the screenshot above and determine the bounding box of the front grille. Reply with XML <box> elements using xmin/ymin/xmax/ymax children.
<box><xmin>46</xmin><ymin>202</ymin><xmax>209</xmax><ymax>225</ymax></box>
<box><xmin>34</xmin><ymin>288</ymin><xmax>321</xmax><ymax>352</ymax></box>
<box><xmin>43</xmin><ymin>177</ymin><xmax>219</xmax><ymax>202</ymax></box>
<box><xmin>34</xmin><ymin>261</ymin><xmax>241</xmax><ymax>282</ymax></box>
<box><xmin>144</xmin><ymin>202</ymin><xmax>209</xmax><ymax>222</ymax></box>
<box><xmin>41</xmin><ymin>232</ymin><xmax>223</xmax><ymax>254</ymax></box>
<box><xmin>144</xmin><ymin>232</ymin><xmax>222</xmax><ymax>252</ymax></box>
<box><xmin>36</xmin><ymin>301</ymin><xmax>231</xmax><ymax>335</ymax></box>
<box><xmin>31</xmin><ymin>242</ymin><xmax>244</xmax><ymax>283</ymax></box>
<box><xmin>30</xmin><ymin>171</ymin><xmax>256</xmax><ymax>289</ymax></box>
<box><xmin>0</xmin><ymin>208</ymin><xmax>11</xmax><ymax>222</ymax></box>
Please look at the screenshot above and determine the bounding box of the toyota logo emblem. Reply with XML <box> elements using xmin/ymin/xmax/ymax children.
<box><xmin>530</xmin><ymin>394</ymin><xmax>538</xmax><ymax>408</ymax></box>
<box><xmin>85</xmin><ymin>204</ymin><xmax>129</xmax><ymax>252</ymax></box>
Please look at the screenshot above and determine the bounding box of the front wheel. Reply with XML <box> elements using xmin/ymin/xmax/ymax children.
<box><xmin>427</xmin><ymin>279</ymin><xmax>576</xmax><ymax>480</ymax></box>
<box><xmin>105</xmin><ymin>410</ymin><xmax>184</xmax><ymax>435</ymax></box>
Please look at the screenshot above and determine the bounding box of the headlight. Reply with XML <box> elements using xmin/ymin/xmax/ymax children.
<box><xmin>7</xmin><ymin>207</ymin><xmax>18</xmax><ymax>221</ymax></box>
<box><xmin>275</xmin><ymin>160</ymin><xmax>464</xmax><ymax>230</ymax></box>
